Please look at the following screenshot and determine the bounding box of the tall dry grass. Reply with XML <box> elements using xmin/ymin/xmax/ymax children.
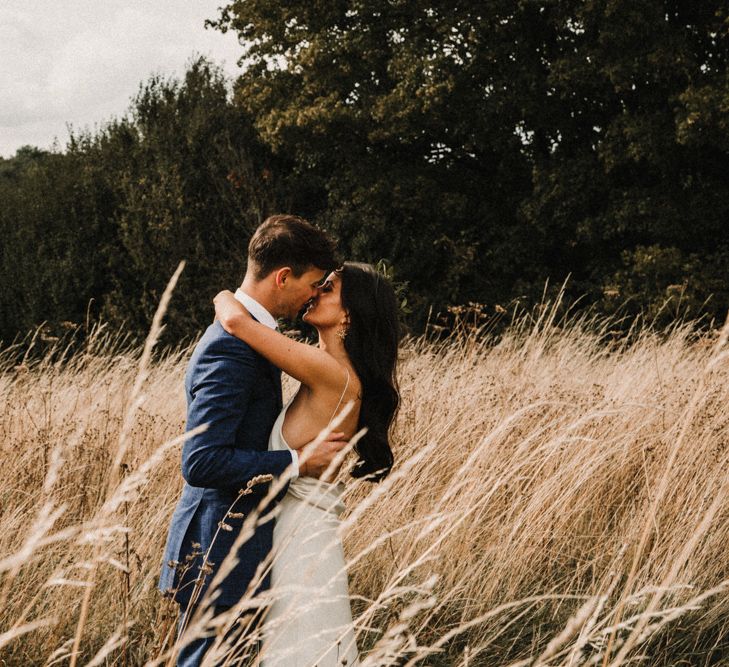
<box><xmin>0</xmin><ymin>287</ymin><xmax>728</xmax><ymax>665</ymax></box>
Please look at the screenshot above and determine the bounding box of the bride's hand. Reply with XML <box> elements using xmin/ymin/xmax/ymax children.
<box><xmin>214</xmin><ymin>290</ymin><xmax>250</xmax><ymax>333</ymax></box>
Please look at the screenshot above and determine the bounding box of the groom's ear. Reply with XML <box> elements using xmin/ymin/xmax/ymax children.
<box><xmin>274</xmin><ymin>267</ymin><xmax>292</xmax><ymax>289</ymax></box>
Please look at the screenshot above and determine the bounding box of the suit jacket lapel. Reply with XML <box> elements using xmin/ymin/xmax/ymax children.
<box><xmin>270</xmin><ymin>364</ymin><xmax>283</xmax><ymax>411</ymax></box>
<box><xmin>250</xmin><ymin>314</ymin><xmax>283</xmax><ymax>410</ymax></box>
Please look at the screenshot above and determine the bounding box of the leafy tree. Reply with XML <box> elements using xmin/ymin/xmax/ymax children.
<box><xmin>209</xmin><ymin>1</ymin><xmax>537</xmax><ymax>321</ymax></box>
<box><xmin>0</xmin><ymin>146</ymin><xmax>116</xmax><ymax>342</ymax></box>
<box><xmin>211</xmin><ymin>0</ymin><xmax>729</xmax><ymax>325</ymax></box>
<box><xmin>516</xmin><ymin>1</ymin><xmax>729</xmax><ymax>323</ymax></box>
<box><xmin>0</xmin><ymin>58</ymin><xmax>275</xmax><ymax>344</ymax></box>
<box><xmin>96</xmin><ymin>57</ymin><xmax>278</xmax><ymax>340</ymax></box>
<box><xmin>3</xmin><ymin>5</ymin><xmax>729</xmax><ymax>345</ymax></box>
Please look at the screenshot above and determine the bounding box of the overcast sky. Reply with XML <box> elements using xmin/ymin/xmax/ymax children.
<box><xmin>0</xmin><ymin>2</ymin><xmax>244</xmax><ymax>158</ymax></box>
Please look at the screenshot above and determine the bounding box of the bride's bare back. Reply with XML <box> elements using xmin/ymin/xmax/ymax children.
<box><xmin>282</xmin><ymin>366</ymin><xmax>361</xmax><ymax>450</ymax></box>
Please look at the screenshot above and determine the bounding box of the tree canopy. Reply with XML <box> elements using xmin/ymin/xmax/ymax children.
<box><xmin>0</xmin><ymin>59</ymin><xmax>277</xmax><ymax>344</ymax></box>
<box><xmin>212</xmin><ymin>0</ymin><xmax>729</xmax><ymax>323</ymax></box>
<box><xmin>1</xmin><ymin>2</ymin><xmax>728</xmax><ymax>345</ymax></box>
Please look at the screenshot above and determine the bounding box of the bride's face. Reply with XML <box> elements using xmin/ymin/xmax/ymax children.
<box><xmin>302</xmin><ymin>270</ymin><xmax>347</xmax><ymax>329</ymax></box>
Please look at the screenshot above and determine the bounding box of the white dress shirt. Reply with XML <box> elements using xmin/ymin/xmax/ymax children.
<box><xmin>234</xmin><ymin>288</ymin><xmax>299</xmax><ymax>478</ymax></box>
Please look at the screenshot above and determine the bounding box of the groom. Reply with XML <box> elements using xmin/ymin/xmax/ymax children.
<box><xmin>159</xmin><ymin>214</ymin><xmax>345</xmax><ymax>666</ymax></box>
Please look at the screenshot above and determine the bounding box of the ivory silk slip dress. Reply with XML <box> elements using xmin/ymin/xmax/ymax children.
<box><xmin>261</xmin><ymin>374</ymin><xmax>360</xmax><ymax>667</ymax></box>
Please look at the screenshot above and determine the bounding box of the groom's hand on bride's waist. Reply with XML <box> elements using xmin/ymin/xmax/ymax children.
<box><xmin>297</xmin><ymin>432</ymin><xmax>348</xmax><ymax>480</ymax></box>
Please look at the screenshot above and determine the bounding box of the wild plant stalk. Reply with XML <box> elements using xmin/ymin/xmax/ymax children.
<box><xmin>0</xmin><ymin>296</ymin><xmax>728</xmax><ymax>665</ymax></box>
<box><xmin>602</xmin><ymin>310</ymin><xmax>729</xmax><ymax>666</ymax></box>
<box><xmin>68</xmin><ymin>261</ymin><xmax>185</xmax><ymax>667</ymax></box>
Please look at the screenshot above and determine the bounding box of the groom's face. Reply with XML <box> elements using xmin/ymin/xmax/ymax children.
<box><xmin>276</xmin><ymin>266</ymin><xmax>327</xmax><ymax>319</ymax></box>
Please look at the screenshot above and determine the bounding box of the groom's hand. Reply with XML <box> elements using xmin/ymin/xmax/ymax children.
<box><xmin>298</xmin><ymin>432</ymin><xmax>349</xmax><ymax>480</ymax></box>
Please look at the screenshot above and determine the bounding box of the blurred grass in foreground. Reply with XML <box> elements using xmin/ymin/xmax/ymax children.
<box><xmin>0</xmin><ymin>287</ymin><xmax>727</xmax><ymax>665</ymax></box>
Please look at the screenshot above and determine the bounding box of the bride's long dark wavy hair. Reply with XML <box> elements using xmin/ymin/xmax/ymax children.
<box><xmin>339</xmin><ymin>262</ymin><xmax>400</xmax><ymax>482</ymax></box>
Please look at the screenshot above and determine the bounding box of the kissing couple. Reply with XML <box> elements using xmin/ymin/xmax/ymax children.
<box><xmin>159</xmin><ymin>214</ymin><xmax>401</xmax><ymax>666</ymax></box>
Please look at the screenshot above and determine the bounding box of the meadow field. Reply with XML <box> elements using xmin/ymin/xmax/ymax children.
<box><xmin>1</xmin><ymin>287</ymin><xmax>728</xmax><ymax>665</ymax></box>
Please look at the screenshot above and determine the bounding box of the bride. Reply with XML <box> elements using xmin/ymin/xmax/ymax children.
<box><xmin>213</xmin><ymin>261</ymin><xmax>400</xmax><ymax>667</ymax></box>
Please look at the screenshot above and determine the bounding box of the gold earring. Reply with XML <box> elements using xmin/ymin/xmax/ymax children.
<box><xmin>337</xmin><ymin>317</ymin><xmax>350</xmax><ymax>341</ymax></box>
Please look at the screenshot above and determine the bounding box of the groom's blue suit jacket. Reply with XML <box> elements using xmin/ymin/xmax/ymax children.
<box><xmin>159</xmin><ymin>320</ymin><xmax>292</xmax><ymax>609</ymax></box>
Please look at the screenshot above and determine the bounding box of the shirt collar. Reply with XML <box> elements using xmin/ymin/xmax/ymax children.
<box><xmin>234</xmin><ymin>288</ymin><xmax>278</xmax><ymax>330</ymax></box>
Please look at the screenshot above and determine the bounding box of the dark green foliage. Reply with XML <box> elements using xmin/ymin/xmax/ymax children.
<box><xmin>212</xmin><ymin>0</ymin><xmax>538</xmax><ymax>323</ymax></box>
<box><xmin>0</xmin><ymin>58</ymin><xmax>277</xmax><ymax>344</ymax></box>
<box><xmin>0</xmin><ymin>145</ymin><xmax>118</xmax><ymax>340</ymax></box>
<box><xmin>95</xmin><ymin>59</ymin><xmax>279</xmax><ymax>341</ymax></box>
<box><xmin>212</xmin><ymin>0</ymin><xmax>729</xmax><ymax>328</ymax></box>
<box><xmin>2</xmin><ymin>3</ymin><xmax>729</xmax><ymax>344</ymax></box>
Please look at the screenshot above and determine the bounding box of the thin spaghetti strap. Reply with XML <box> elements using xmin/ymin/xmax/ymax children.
<box><xmin>328</xmin><ymin>367</ymin><xmax>350</xmax><ymax>423</ymax></box>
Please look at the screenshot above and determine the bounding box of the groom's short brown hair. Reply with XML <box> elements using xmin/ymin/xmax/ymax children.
<box><xmin>247</xmin><ymin>214</ymin><xmax>338</xmax><ymax>280</ymax></box>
